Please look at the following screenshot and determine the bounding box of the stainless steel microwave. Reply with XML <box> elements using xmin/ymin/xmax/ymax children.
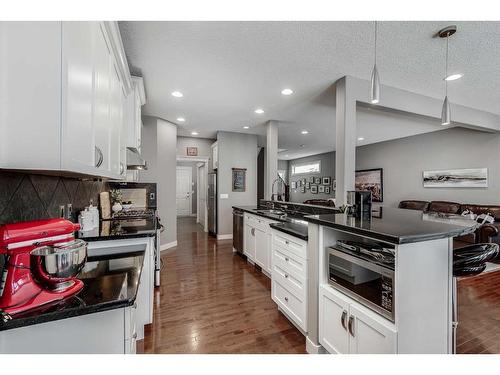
<box><xmin>328</xmin><ymin>247</ymin><xmax>395</xmax><ymax>321</ymax></box>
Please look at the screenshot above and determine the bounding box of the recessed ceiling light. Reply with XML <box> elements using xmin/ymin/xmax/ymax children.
<box><xmin>281</xmin><ymin>88</ymin><xmax>294</xmax><ymax>96</ymax></box>
<box><xmin>358</xmin><ymin>137</ymin><xmax>365</xmax><ymax>141</ymax></box>
<box><xmin>243</xmin><ymin>126</ymin><xmax>250</xmax><ymax>129</ymax></box>
<box><xmin>171</xmin><ymin>91</ymin><xmax>183</xmax><ymax>98</ymax></box>
<box><xmin>301</xmin><ymin>130</ymin><xmax>309</xmax><ymax>135</ymax></box>
<box><xmin>254</xmin><ymin>108</ymin><xmax>264</xmax><ymax>114</ymax></box>
<box><xmin>299</xmin><ymin>144</ymin><xmax>305</xmax><ymax>148</ymax></box>
<box><xmin>444</xmin><ymin>73</ymin><xmax>463</xmax><ymax>81</ymax></box>
<box><xmin>285</xmin><ymin>154</ymin><xmax>289</xmax><ymax>158</ymax></box>
<box><xmin>177</xmin><ymin>117</ymin><xmax>186</xmax><ymax>122</ymax></box>
<box><xmin>191</xmin><ymin>131</ymin><xmax>199</xmax><ymax>136</ymax></box>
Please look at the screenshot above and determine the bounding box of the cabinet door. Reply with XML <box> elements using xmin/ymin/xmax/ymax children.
<box><xmin>93</xmin><ymin>23</ymin><xmax>112</xmax><ymax>174</ymax></box>
<box><xmin>212</xmin><ymin>143</ymin><xmax>218</xmax><ymax>169</ymax></box>
<box><xmin>319</xmin><ymin>286</ymin><xmax>350</xmax><ymax>354</ymax></box>
<box><xmin>244</xmin><ymin>224</ymin><xmax>256</xmax><ymax>261</ymax></box>
<box><xmin>60</xmin><ymin>22</ymin><xmax>96</xmax><ymax>174</ymax></box>
<box><xmin>254</xmin><ymin>227</ymin><xmax>268</xmax><ymax>270</ymax></box>
<box><xmin>266</xmin><ymin>232</ymin><xmax>273</xmax><ymax>274</ymax></box>
<box><xmin>108</xmin><ymin>63</ymin><xmax>123</xmax><ymax>177</ymax></box>
<box><xmin>348</xmin><ymin>304</ymin><xmax>397</xmax><ymax>354</ymax></box>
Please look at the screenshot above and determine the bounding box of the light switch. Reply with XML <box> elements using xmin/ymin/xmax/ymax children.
<box><xmin>220</xmin><ymin>193</ymin><xmax>229</xmax><ymax>199</ymax></box>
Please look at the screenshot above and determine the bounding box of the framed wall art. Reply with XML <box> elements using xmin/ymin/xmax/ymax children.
<box><xmin>305</xmin><ymin>182</ymin><xmax>310</xmax><ymax>189</ymax></box>
<box><xmin>300</xmin><ymin>186</ymin><xmax>306</xmax><ymax>193</ymax></box>
<box><xmin>423</xmin><ymin>168</ymin><xmax>488</xmax><ymax>188</ymax></box>
<box><xmin>318</xmin><ymin>185</ymin><xmax>325</xmax><ymax>193</ymax></box>
<box><xmin>314</xmin><ymin>177</ymin><xmax>321</xmax><ymax>184</ymax></box>
<box><xmin>309</xmin><ymin>176</ymin><xmax>315</xmax><ymax>183</ymax></box>
<box><xmin>325</xmin><ymin>186</ymin><xmax>331</xmax><ymax>194</ymax></box>
<box><xmin>311</xmin><ymin>185</ymin><xmax>318</xmax><ymax>194</ymax></box>
<box><xmin>322</xmin><ymin>177</ymin><xmax>331</xmax><ymax>185</ymax></box>
<box><xmin>232</xmin><ymin>168</ymin><xmax>246</xmax><ymax>192</ymax></box>
<box><xmin>186</xmin><ymin>147</ymin><xmax>198</xmax><ymax>156</ymax></box>
<box><xmin>291</xmin><ymin>181</ymin><xmax>297</xmax><ymax>189</ymax></box>
<box><xmin>355</xmin><ymin>168</ymin><xmax>383</xmax><ymax>202</ymax></box>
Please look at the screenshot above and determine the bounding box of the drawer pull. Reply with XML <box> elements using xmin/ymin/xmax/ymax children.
<box><xmin>285</xmin><ymin>240</ymin><xmax>289</xmax><ymax>245</ymax></box>
<box><xmin>284</xmin><ymin>274</ymin><xmax>289</xmax><ymax>278</ymax></box>
<box><xmin>348</xmin><ymin>315</ymin><xmax>355</xmax><ymax>337</ymax></box>
<box><xmin>285</xmin><ymin>257</ymin><xmax>289</xmax><ymax>262</ymax></box>
<box><xmin>284</xmin><ymin>296</ymin><xmax>289</xmax><ymax>302</ymax></box>
<box><xmin>132</xmin><ymin>332</ymin><xmax>137</xmax><ymax>339</ymax></box>
<box><xmin>341</xmin><ymin>310</ymin><xmax>348</xmax><ymax>331</ymax></box>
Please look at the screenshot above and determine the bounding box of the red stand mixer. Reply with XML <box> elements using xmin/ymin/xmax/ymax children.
<box><xmin>0</xmin><ymin>218</ymin><xmax>87</xmax><ymax>319</ymax></box>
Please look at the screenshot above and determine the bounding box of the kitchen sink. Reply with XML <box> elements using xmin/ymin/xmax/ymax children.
<box><xmin>254</xmin><ymin>209</ymin><xmax>286</xmax><ymax>215</ymax></box>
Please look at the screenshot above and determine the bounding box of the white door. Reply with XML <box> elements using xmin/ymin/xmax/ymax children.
<box><xmin>176</xmin><ymin>166</ymin><xmax>193</xmax><ymax>216</ymax></box>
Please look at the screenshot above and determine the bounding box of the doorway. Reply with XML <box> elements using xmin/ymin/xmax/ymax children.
<box><xmin>176</xmin><ymin>166</ymin><xmax>193</xmax><ymax>216</ymax></box>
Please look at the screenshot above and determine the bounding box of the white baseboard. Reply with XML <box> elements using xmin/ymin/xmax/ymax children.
<box><xmin>306</xmin><ymin>336</ymin><xmax>326</xmax><ymax>354</ymax></box>
<box><xmin>217</xmin><ymin>234</ymin><xmax>233</xmax><ymax>240</ymax></box>
<box><xmin>160</xmin><ymin>241</ymin><xmax>178</xmax><ymax>251</ymax></box>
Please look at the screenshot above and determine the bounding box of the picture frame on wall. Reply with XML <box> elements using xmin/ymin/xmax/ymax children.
<box><xmin>309</xmin><ymin>176</ymin><xmax>315</xmax><ymax>183</ymax></box>
<box><xmin>232</xmin><ymin>168</ymin><xmax>247</xmax><ymax>192</ymax></box>
<box><xmin>291</xmin><ymin>181</ymin><xmax>297</xmax><ymax>189</ymax></box>
<box><xmin>301</xmin><ymin>178</ymin><xmax>307</xmax><ymax>186</ymax></box>
<box><xmin>318</xmin><ymin>185</ymin><xmax>325</xmax><ymax>193</ymax></box>
<box><xmin>305</xmin><ymin>182</ymin><xmax>310</xmax><ymax>189</ymax></box>
<box><xmin>423</xmin><ymin>168</ymin><xmax>488</xmax><ymax>188</ymax></box>
<box><xmin>355</xmin><ymin>168</ymin><xmax>383</xmax><ymax>202</ymax></box>
<box><xmin>300</xmin><ymin>186</ymin><xmax>306</xmax><ymax>193</ymax></box>
<box><xmin>322</xmin><ymin>177</ymin><xmax>331</xmax><ymax>185</ymax></box>
<box><xmin>186</xmin><ymin>147</ymin><xmax>198</xmax><ymax>156</ymax></box>
<box><xmin>311</xmin><ymin>185</ymin><xmax>318</xmax><ymax>194</ymax></box>
<box><xmin>325</xmin><ymin>186</ymin><xmax>331</xmax><ymax>194</ymax></box>
<box><xmin>314</xmin><ymin>177</ymin><xmax>321</xmax><ymax>184</ymax></box>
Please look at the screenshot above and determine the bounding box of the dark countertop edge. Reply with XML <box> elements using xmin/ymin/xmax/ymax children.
<box><xmin>269</xmin><ymin>223</ymin><xmax>308</xmax><ymax>241</ymax></box>
<box><xmin>0</xmin><ymin>299</ymin><xmax>134</xmax><ymax>332</ymax></box>
<box><xmin>302</xmin><ymin>215</ymin><xmax>479</xmax><ymax>245</ymax></box>
<box><xmin>232</xmin><ymin>206</ymin><xmax>288</xmax><ymax>223</ymax></box>
<box><xmin>78</xmin><ymin>232</ymin><xmax>156</xmax><ymax>242</ymax></box>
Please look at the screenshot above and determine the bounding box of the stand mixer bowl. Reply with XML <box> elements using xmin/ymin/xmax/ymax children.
<box><xmin>30</xmin><ymin>239</ymin><xmax>87</xmax><ymax>289</ymax></box>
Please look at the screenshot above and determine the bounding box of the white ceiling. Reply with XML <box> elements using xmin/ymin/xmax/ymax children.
<box><xmin>119</xmin><ymin>21</ymin><xmax>500</xmax><ymax>158</ymax></box>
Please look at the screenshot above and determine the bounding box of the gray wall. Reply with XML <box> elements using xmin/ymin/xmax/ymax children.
<box><xmin>356</xmin><ymin>127</ymin><xmax>500</xmax><ymax>208</ymax></box>
<box><xmin>287</xmin><ymin>152</ymin><xmax>336</xmax><ymax>203</ymax></box>
<box><xmin>176</xmin><ymin>161</ymin><xmax>198</xmax><ymax>214</ymax></box>
<box><xmin>217</xmin><ymin>131</ymin><xmax>258</xmax><ymax>236</ymax></box>
<box><xmin>278</xmin><ymin>159</ymin><xmax>289</xmax><ymax>184</ymax></box>
<box><xmin>140</xmin><ymin>116</ymin><xmax>178</xmax><ymax>247</ymax></box>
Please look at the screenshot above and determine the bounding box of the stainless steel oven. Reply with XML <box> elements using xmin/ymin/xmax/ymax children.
<box><xmin>328</xmin><ymin>246</ymin><xmax>395</xmax><ymax>321</ymax></box>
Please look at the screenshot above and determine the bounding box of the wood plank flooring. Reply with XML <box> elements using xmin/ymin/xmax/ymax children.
<box><xmin>137</xmin><ymin>217</ymin><xmax>306</xmax><ymax>353</ymax></box>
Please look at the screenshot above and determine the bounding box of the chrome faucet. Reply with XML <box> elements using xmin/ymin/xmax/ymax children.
<box><xmin>271</xmin><ymin>174</ymin><xmax>288</xmax><ymax>201</ymax></box>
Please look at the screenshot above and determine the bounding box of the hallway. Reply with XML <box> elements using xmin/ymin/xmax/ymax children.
<box><xmin>138</xmin><ymin>217</ymin><xmax>306</xmax><ymax>353</ymax></box>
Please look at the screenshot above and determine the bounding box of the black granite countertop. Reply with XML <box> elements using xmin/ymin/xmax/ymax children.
<box><xmin>233</xmin><ymin>206</ymin><xmax>309</xmax><ymax>240</ymax></box>
<box><xmin>303</xmin><ymin>207</ymin><xmax>480</xmax><ymax>244</ymax></box>
<box><xmin>77</xmin><ymin>217</ymin><xmax>157</xmax><ymax>242</ymax></box>
<box><xmin>0</xmin><ymin>251</ymin><xmax>144</xmax><ymax>331</ymax></box>
<box><xmin>269</xmin><ymin>222</ymin><xmax>308</xmax><ymax>241</ymax></box>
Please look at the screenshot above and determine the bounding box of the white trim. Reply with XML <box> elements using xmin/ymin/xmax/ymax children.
<box><xmin>131</xmin><ymin>76</ymin><xmax>146</xmax><ymax>105</ymax></box>
<box><xmin>176</xmin><ymin>156</ymin><xmax>210</xmax><ymax>163</ymax></box>
<box><xmin>103</xmin><ymin>22</ymin><xmax>133</xmax><ymax>95</ymax></box>
<box><xmin>291</xmin><ymin>159</ymin><xmax>322</xmax><ymax>176</ymax></box>
<box><xmin>160</xmin><ymin>241</ymin><xmax>178</xmax><ymax>251</ymax></box>
<box><xmin>306</xmin><ymin>336</ymin><xmax>327</xmax><ymax>354</ymax></box>
<box><xmin>217</xmin><ymin>234</ymin><xmax>233</xmax><ymax>240</ymax></box>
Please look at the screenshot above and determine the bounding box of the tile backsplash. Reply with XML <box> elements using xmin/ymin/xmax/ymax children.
<box><xmin>0</xmin><ymin>171</ymin><xmax>109</xmax><ymax>225</ymax></box>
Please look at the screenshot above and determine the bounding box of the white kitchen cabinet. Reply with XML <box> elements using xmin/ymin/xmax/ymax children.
<box><xmin>123</xmin><ymin>78</ymin><xmax>143</xmax><ymax>151</ymax></box>
<box><xmin>0</xmin><ymin>21</ymin><xmax>132</xmax><ymax>179</ymax></box>
<box><xmin>244</xmin><ymin>223</ymin><xmax>256</xmax><ymax>261</ymax></box>
<box><xmin>319</xmin><ymin>285</ymin><xmax>397</xmax><ymax>354</ymax></box>
<box><xmin>243</xmin><ymin>213</ymin><xmax>278</xmax><ymax>274</ymax></box>
<box><xmin>254</xmin><ymin>227</ymin><xmax>268</xmax><ymax>270</ymax></box>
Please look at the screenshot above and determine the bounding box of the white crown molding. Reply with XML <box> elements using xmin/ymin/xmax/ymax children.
<box><xmin>103</xmin><ymin>21</ymin><xmax>133</xmax><ymax>95</ymax></box>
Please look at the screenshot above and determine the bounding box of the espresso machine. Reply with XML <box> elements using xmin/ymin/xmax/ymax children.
<box><xmin>346</xmin><ymin>191</ymin><xmax>372</xmax><ymax>218</ymax></box>
<box><xmin>0</xmin><ymin>218</ymin><xmax>87</xmax><ymax>320</ymax></box>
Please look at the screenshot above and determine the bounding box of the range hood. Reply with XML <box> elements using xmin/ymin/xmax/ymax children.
<box><xmin>126</xmin><ymin>148</ymin><xmax>148</xmax><ymax>170</ymax></box>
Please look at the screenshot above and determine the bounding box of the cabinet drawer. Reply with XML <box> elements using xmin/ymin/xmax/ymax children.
<box><xmin>272</xmin><ymin>263</ymin><xmax>306</xmax><ymax>299</ymax></box>
<box><xmin>272</xmin><ymin>280</ymin><xmax>306</xmax><ymax>331</ymax></box>
<box><xmin>273</xmin><ymin>246</ymin><xmax>307</xmax><ymax>276</ymax></box>
<box><xmin>273</xmin><ymin>233</ymin><xmax>307</xmax><ymax>259</ymax></box>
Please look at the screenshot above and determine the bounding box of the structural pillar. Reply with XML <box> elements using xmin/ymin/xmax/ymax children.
<box><xmin>265</xmin><ymin>120</ymin><xmax>279</xmax><ymax>200</ymax></box>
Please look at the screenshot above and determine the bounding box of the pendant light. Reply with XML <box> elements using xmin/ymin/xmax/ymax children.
<box><xmin>438</xmin><ymin>25</ymin><xmax>457</xmax><ymax>125</ymax></box>
<box><xmin>370</xmin><ymin>21</ymin><xmax>380</xmax><ymax>104</ymax></box>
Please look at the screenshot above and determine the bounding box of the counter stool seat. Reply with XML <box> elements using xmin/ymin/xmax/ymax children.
<box><xmin>451</xmin><ymin>243</ymin><xmax>499</xmax><ymax>353</ymax></box>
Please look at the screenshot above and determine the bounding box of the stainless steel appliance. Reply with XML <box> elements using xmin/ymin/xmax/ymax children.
<box><xmin>208</xmin><ymin>172</ymin><xmax>217</xmax><ymax>236</ymax></box>
<box><xmin>346</xmin><ymin>191</ymin><xmax>372</xmax><ymax>218</ymax></box>
<box><xmin>233</xmin><ymin>209</ymin><xmax>244</xmax><ymax>254</ymax></box>
<box><xmin>328</xmin><ymin>242</ymin><xmax>395</xmax><ymax>321</ymax></box>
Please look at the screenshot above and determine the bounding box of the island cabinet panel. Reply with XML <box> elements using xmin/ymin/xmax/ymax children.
<box><xmin>319</xmin><ymin>285</ymin><xmax>397</xmax><ymax>354</ymax></box>
<box><xmin>254</xmin><ymin>227</ymin><xmax>268</xmax><ymax>270</ymax></box>
<box><xmin>243</xmin><ymin>213</ymin><xmax>278</xmax><ymax>273</ymax></box>
<box><xmin>244</xmin><ymin>222</ymin><xmax>256</xmax><ymax>261</ymax></box>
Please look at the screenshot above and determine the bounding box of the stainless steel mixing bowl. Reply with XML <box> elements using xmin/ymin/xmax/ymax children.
<box><xmin>30</xmin><ymin>239</ymin><xmax>87</xmax><ymax>284</ymax></box>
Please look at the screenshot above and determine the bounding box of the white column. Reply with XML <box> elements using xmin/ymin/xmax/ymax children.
<box><xmin>335</xmin><ymin>77</ymin><xmax>357</xmax><ymax>206</ymax></box>
<box><xmin>265</xmin><ymin>120</ymin><xmax>279</xmax><ymax>200</ymax></box>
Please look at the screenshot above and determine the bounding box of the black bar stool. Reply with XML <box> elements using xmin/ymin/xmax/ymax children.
<box><xmin>452</xmin><ymin>243</ymin><xmax>499</xmax><ymax>354</ymax></box>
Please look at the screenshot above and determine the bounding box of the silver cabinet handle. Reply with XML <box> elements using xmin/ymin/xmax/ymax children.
<box><xmin>341</xmin><ymin>310</ymin><xmax>348</xmax><ymax>331</ymax></box>
<box><xmin>284</xmin><ymin>273</ymin><xmax>289</xmax><ymax>278</ymax></box>
<box><xmin>284</xmin><ymin>296</ymin><xmax>288</xmax><ymax>302</ymax></box>
<box><xmin>133</xmin><ymin>302</ymin><xmax>137</xmax><ymax>309</ymax></box>
<box><xmin>285</xmin><ymin>240</ymin><xmax>289</xmax><ymax>245</ymax></box>
<box><xmin>95</xmin><ymin>146</ymin><xmax>103</xmax><ymax>168</ymax></box>
<box><xmin>251</xmin><ymin>228</ymin><xmax>255</xmax><ymax>236</ymax></box>
<box><xmin>132</xmin><ymin>332</ymin><xmax>137</xmax><ymax>339</ymax></box>
<box><xmin>285</xmin><ymin>257</ymin><xmax>289</xmax><ymax>262</ymax></box>
<box><xmin>120</xmin><ymin>162</ymin><xmax>125</xmax><ymax>175</ymax></box>
<box><xmin>348</xmin><ymin>315</ymin><xmax>355</xmax><ymax>337</ymax></box>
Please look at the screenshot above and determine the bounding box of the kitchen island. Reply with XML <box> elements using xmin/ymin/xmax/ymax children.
<box><xmin>303</xmin><ymin>207</ymin><xmax>480</xmax><ymax>354</ymax></box>
<box><xmin>0</xmin><ymin>250</ymin><xmax>145</xmax><ymax>353</ymax></box>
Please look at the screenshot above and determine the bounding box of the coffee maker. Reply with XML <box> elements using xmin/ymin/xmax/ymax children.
<box><xmin>346</xmin><ymin>191</ymin><xmax>372</xmax><ymax>218</ymax></box>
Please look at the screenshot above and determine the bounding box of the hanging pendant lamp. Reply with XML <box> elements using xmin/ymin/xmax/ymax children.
<box><xmin>438</xmin><ymin>25</ymin><xmax>457</xmax><ymax>125</ymax></box>
<box><xmin>370</xmin><ymin>21</ymin><xmax>380</xmax><ymax>104</ymax></box>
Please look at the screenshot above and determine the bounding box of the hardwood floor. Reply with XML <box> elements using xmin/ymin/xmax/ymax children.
<box><xmin>137</xmin><ymin>217</ymin><xmax>306</xmax><ymax>354</ymax></box>
<box><xmin>456</xmin><ymin>269</ymin><xmax>500</xmax><ymax>354</ymax></box>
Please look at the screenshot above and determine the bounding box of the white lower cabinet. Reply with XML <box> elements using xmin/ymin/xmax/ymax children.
<box><xmin>319</xmin><ymin>285</ymin><xmax>397</xmax><ymax>354</ymax></box>
<box><xmin>243</xmin><ymin>213</ymin><xmax>277</xmax><ymax>273</ymax></box>
<box><xmin>244</xmin><ymin>222</ymin><xmax>256</xmax><ymax>261</ymax></box>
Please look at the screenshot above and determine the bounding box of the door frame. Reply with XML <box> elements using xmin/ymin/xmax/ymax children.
<box><xmin>196</xmin><ymin>162</ymin><xmax>208</xmax><ymax>232</ymax></box>
<box><xmin>176</xmin><ymin>165</ymin><xmax>193</xmax><ymax>217</ymax></box>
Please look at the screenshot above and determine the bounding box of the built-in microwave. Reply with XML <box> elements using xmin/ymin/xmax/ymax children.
<box><xmin>328</xmin><ymin>246</ymin><xmax>395</xmax><ymax>321</ymax></box>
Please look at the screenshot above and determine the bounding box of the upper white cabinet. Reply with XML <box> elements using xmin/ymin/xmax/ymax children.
<box><xmin>123</xmin><ymin>77</ymin><xmax>145</xmax><ymax>151</ymax></box>
<box><xmin>0</xmin><ymin>21</ymin><xmax>137</xmax><ymax>180</ymax></box>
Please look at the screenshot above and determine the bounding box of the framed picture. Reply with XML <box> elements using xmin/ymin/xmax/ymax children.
<box><xmin>300</xmin><ymin>186</ymin><xmax>306</xmax><ymax>193</ymax></box>
<box><xmin>318</xmin><ymin>185</ymin><xmax>325</xmax><ymax>193</ymax></box>
<box><xmin>302</xmin><ymin>178</ymin><xmax>307</xmax><ymax>186</ymax></box>
<box><xmin>186</xmin><ymin>147</ymin><xmax>198</xmax><ymax>156</ymax></box>
<box><xmin>325</xmin><ymin>186</ymin><xmax>331</xmax><ymax>194</ymax></box>
<box><xmin>232</xmin><ymin>168</ymin><xmax>246</xmax><ymax>192</ymax></box>
<box><xmin>322</xmin><ymin>177</ymin><xmax>331</xmax><ymax>185</ymax></box>
<box><xmin>314</xmin><ymin>177</ymin><xmax>321</xmax><ymax>184</ymax></box>
<box><xmin>305</xmin><ymin>182</ymin><xmax>310</xmax><ymax>189</ymax></box>
<box><xmin>291</xmin><ymin>181</ymin><xmax>297</xmax><ymax>189</ymax></box>
<box><xmin>423</xmin><ymin>168</ymin><xmax>488</xmax><ymax>188</ymax></box>
<box><xmin>311</xmin><ymin>185</ymin><xmax>318</xmax><ymax>194</ymax></box>
<box><xmin>309</xmin><ymin>176</ymin><xmax>315</xmax><ymax>183</ymax></box>
<box><xmin>355</xmin><ymin>168</ymin><xmax>383</xmax><ymax>202</ymax></box>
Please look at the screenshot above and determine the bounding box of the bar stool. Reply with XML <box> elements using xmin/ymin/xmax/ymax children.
<box><xmin>452</xmin><ymin>243</ymin><xmax>499</xmax><ymax>354</ymax></box>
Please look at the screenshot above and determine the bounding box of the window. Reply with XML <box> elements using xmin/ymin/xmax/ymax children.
<box><xmin>291</xmin><ymin>160</ymin><xmax>321</xmax><ymax>175</ymax></box>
